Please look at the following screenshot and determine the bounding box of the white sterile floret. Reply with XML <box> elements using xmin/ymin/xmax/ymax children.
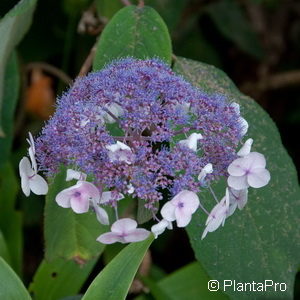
<box><xmin>161</xmin><ymin>190</ymin><xmax>200</xmax><ymax>227</ymax></box>
<box><xmin>97</xmin><ymin>218</ymin><xmax>150</xmax><ymax>244</ymax></box>
<box><xmin>92</xmin><ymin>201</ymin><xmax>110</xmax><ymax>225</ymax></box>
<box><xmin>19</xmin><ymin>157</ymin><xmax>49</xmax><ymax>197</ymax></box>
<box><xmin>198</xmin><ymin>163</ymin><xmax>213</xmax><ymax>183</ymax></box>
<box><xmin>227</xmin><ymin>152</ymin><xmax>271</xmax><ymax>190</ymax></box>
<box><xmin>66</xmin><ymin>169</ymin><xmax>87</xmax><ymax>181</ymax></box>
<box><xmin>239</xmin><ymin>117</ymin><xmax>249</xmax><ymax>136</ymax></box>
<box><xmin>179</xmin><ymin>132</ymin><xmax>203</xmax><ymax>152</ymax></box>
<box><xmin>230</xmin><ymin>102</ymin><xmax>248</xmax><ymax>136</ymax></box>
<box><xmin>99</xmin><ymin>191</ymin><xmax>124</xmax><ymax>204</ymax></box>
<box><xmin>227</xmin><ymin>188</ymin><xmax>248</xmax><ymax>217</ymax></box>
<box><xmin>237</xmin><ymin>138</ymin><xmax>253</xmax><ymax>157</ymax></box>
<box><xmin>151</xmin><ymin>219</ymin><xmax>173</xmax><ymax>239</ymax></box>
<box><xmin>127</xmin><ymin>183</ymin><xmax>135</xmax><ymax>194</ymax></box>
<box><xmin>105</xmin><ymin>141</ymin><xmax>132</xmax><ymax>164</ymax></box>
<box><xmin>202</xmin><ymin>188</ymin><xmax>230</xmax><ymax>239</ymax></box>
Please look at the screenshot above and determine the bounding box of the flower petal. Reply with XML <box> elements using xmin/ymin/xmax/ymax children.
<box><xmin>151</xmin><ymin>219</ymin><xmax>170</xmax><ymax>238</ymax></box>
<box><xmin>228</xmin><ymin>158</ymin><xmax>247</xmax><ymax>176</ymax></box>
<box><xmin>70</xmin><ymin>195</ymin><xmax>90</xmax><ymax>213</ymax></box>
<box><xmin>93</xmin><ymin>203</ymin><xmax>109</xmax><ymax>225</ymax></box>
<box><xmin>66</xmin><ymin>169</ymin><xmax>87</xmax><ymax>181</ymax></box>
<box><xmin>97</xmin><ymin>232</ymin><xmax>122</xmax><ymax>244</ymax></box>
<box><xmin>29</xmin><ymin>174</ymin><xmax>48</xmax><ymax>195</ymax></box>
<box><xmin>246</xmin><ymin>152</ymin><xmax>266</xmax><ymax>169</ymax></box>
<box><xmin>160</xmin><ymin>201</ymin><xmax>176</xmax><ymax>222</ymax></box>
<box><xmin>237</xmin><ymin>138</ymin><xmax>253</xmax><ymax>157</ymax></box>
<box><xmin>124</xmin><ymin>229</ymin><xmax>150</xmax><ymax>243</ymax></box>
<box><xmin>239</xmin><ymin>117</ymin><xmax>248</xmax><ymax>136</ymax></box>
<box><xmin>175</xmin><ymin>209</ymin><xmax>192</xmax><ymax>227</ymax></box>
<box><xmin>111</xmin><ymin>218</ymin><xmax>137</xmax><ymax>234</ymax></box>
<box><xmin>227</xmin><ymin>175</ymin><xmax>249</xmax><ymax>190</ymax></box>
<box><xmin>247</xmin><ymin>168</ymin><xmax>270</xmax><ymax>188</ymax></box>
<box><xmin>19</xmin><ymin>157</ymin><xmax>34</xmax><ymax>177</ymax></box>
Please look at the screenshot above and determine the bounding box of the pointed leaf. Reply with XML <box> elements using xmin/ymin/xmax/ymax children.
<box><xmin>0</xmin><ymin>52</ymin><xmax>19</xmax><ymax>168</ymax></box>
<box><xmin>0</xmin><ymin>0</ymin><xmax>37</xmax><ymax>136</ymax></box>
<box><xmin>0</xmin><ymin>257</ymin><xmax>31</xmax><ymax>300</ymax></box>
<box><xmin>44</xmin><ymin>168</ymin><xmax>110</xmax><ymax>262</ymax></box>
<box><xmin>0</xmin><ymin>162</ymin><xmax>23</xmax><ymax>275</ymax></box>
<box><xmin>29</xmin><ymin>257</ymin><xmax>97</xmax><ymax>300</ymax></box>
<box><xmin>82</xmin><ymin>236</ymin><xmax>154</xmax><ymax>300</ymax></box>
<box><xmin>173</xmin><ymin>57</ymin><xmax>300</xmax><ymax>299</ymax></box>
<box><xmin>93</xmin><ymin>5</ymin><xmax>172</xmax><ymax>70</ymax></box>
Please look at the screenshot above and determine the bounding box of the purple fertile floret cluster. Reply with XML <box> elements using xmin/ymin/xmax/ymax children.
<box><xmin>36</xmin><ymin>58</ymin><xmax>243</xmax><ymax>211</ymax></box>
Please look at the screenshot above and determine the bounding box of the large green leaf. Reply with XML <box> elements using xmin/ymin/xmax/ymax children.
<box><xmin>29</xmin><ymin>257</ymin><xmax>97</xmax><ymax>300</ymax></box>
<box><xmin>82</xmin><ymin>236</ymin><xmax>154</xmax><ymax>300</ymax></box>
<box><xmin>0</xmin><ymin>257</ymin><xmax>31</xmax><ymax>300</ymax></box>
<box><xmin>44</xmin><ymin>168</ymin><xmax>109</xmax><ymax>262</ymax></box>
<box><xmin>205</xmin><ymin>0</ymin><xmax>264</xmax><ymax>59</ymax></box>
<box><xmin>173</xmin><ymin>57</ymin><xmax>300</xmax><ymax>299</ymax></box>
<box><xmin>0</xmin><ymin>0</ymin><xmax>37</xmax><ymax>137</ymax></box>
<box><xmin>93</xmin><ymin>5</ymin><xmax>172</xmax><ymax>70</ymax></box>
<box><xmin>0</xmin><ymin>51</ymin><xmax>19</xmax><ymax>168</ymax></box>
<box><xmin>157</xmin><ymin>262</ymin><xmax>228</xmax><ymax>300</ymax></box>
<box><xmin>0</xmin><ymin>162</ymin><xmax>23</xmax><ymax>275</ymax></box>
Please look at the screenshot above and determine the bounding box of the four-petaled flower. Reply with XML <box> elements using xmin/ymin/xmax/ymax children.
<box><xmin>56</xmin><ymin>181</ymin><xmax>99</xmax><ymax>213</ymax></box>
<box><xmin>161</xmin><ymin>190</ymin><xmax>200</xmax><ymax>227</ymax></box>
<box><xmin>19</xmin><ymin>157</ymin><xmax>48</xmax><ymax>197</ymax></box>
<box><xmin>228</xmin><ymin>152</ymin><xmax>270</xmax><ymax>190</ymax></box>
<box><xmin>97</xmin><ymin>218</ymin><xmax>150</xmax><ymax>244</ymax></box>
<box><xmin>202</xmin><ymin>188</ymin><xmax>230</xmax><ymax>239</ymax></box>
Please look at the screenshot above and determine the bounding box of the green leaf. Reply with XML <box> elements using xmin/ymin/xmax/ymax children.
<box><xmin>82</xmin><ymin>236</ymin><xmax>154</xmax><ymax>300</ymax></box>
<box><xmin>0</xmin><ymin>257</ymin><xmax>31</xmax><ymax>300</ymax></box>
<box><xmin>173</xmin><ymin>57</ymin><xmax>300</xmax><ymax>299</ymax></box>
<box><xmin>0</xmin><ymin>230</ymin><xmax>11</xmax><ymax>264</ymax></box>
<box><xmin>0</xmin><ymin>162</ymin><xmax>23</xmax><ymax>275</ymax></box>
<box><xmin>29</xmin><ymin>257</ymin><xmax>97</xmax><ymax>300</ymax></box>
<box><xmin>157</xmin><ymin>262</ymin><xmax>228</xmax><ymax>300</ymax></box>
<box><xmin>44</xmin><ymin>168</ymin><xmax>109</xmax><ymax>262</ymax></box>
<box><xmin>205</xmin><ymin>0</ymin><xmax>264</xmax><ymax>59</ymax></box>
<box><xmin>0</xmin><ymin>51</ymin><xmax>19</xmax><ymax>168</ymax></box>
<box><xmin>93</xmin><ymin>5</ymin><xmax>172</xmax><ymax>70</ymax></box>
<box><xmin>0</xmin><ymin>0</ymin><xmax>37</xmax><ymax>137</ymax></box>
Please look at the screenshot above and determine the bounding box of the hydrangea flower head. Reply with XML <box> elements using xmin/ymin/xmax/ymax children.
<box><xmin>19</xmin><ymin>58</ymin><xmax>270</xmax><ymax>243</ymax></box>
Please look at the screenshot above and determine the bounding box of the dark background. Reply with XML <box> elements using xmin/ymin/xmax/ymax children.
<box><xmin>1</xmin><ymin>0</ymin><xmax>299</xmax><ymax>298</ymax></box>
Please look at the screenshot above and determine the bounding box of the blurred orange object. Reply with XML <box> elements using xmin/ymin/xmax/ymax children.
<box><xmin>25</xmin><ymin>68</ymin><xmax>55</xmax><ymax>120</ymax></box>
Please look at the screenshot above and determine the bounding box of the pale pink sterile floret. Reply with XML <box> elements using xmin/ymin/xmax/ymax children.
<box><xmin>56</xmin><ymin>181</ymin><xmax>100</xmax><ymax>214</ymax></box>
<box><xmin>227</xmin><ymin>152</ymin><xmax>270</xmax><ymax>190</ymax></box>
<box><xmin>227</xmin><ymin>188</ymin><xmax>248</xmax><ymax>217</ymax></box>
<box><xmin>97</xmin><ymin>218</ymin><xmax>150</xmax><ymax>244</ymax></box>
<box><xmin>19</xmin><ymin>157</ymin><xmax>49</xmax><ymax>197</ymax></box>
<box><xmin>161</xmin><ymin>190</ymin><xmax>200</xmax><ymax>227</ymax></box>
<box><xmin>202</xmin><ymin>188</ymin><xmax>230</xmax><ymax>239</ymax></box>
